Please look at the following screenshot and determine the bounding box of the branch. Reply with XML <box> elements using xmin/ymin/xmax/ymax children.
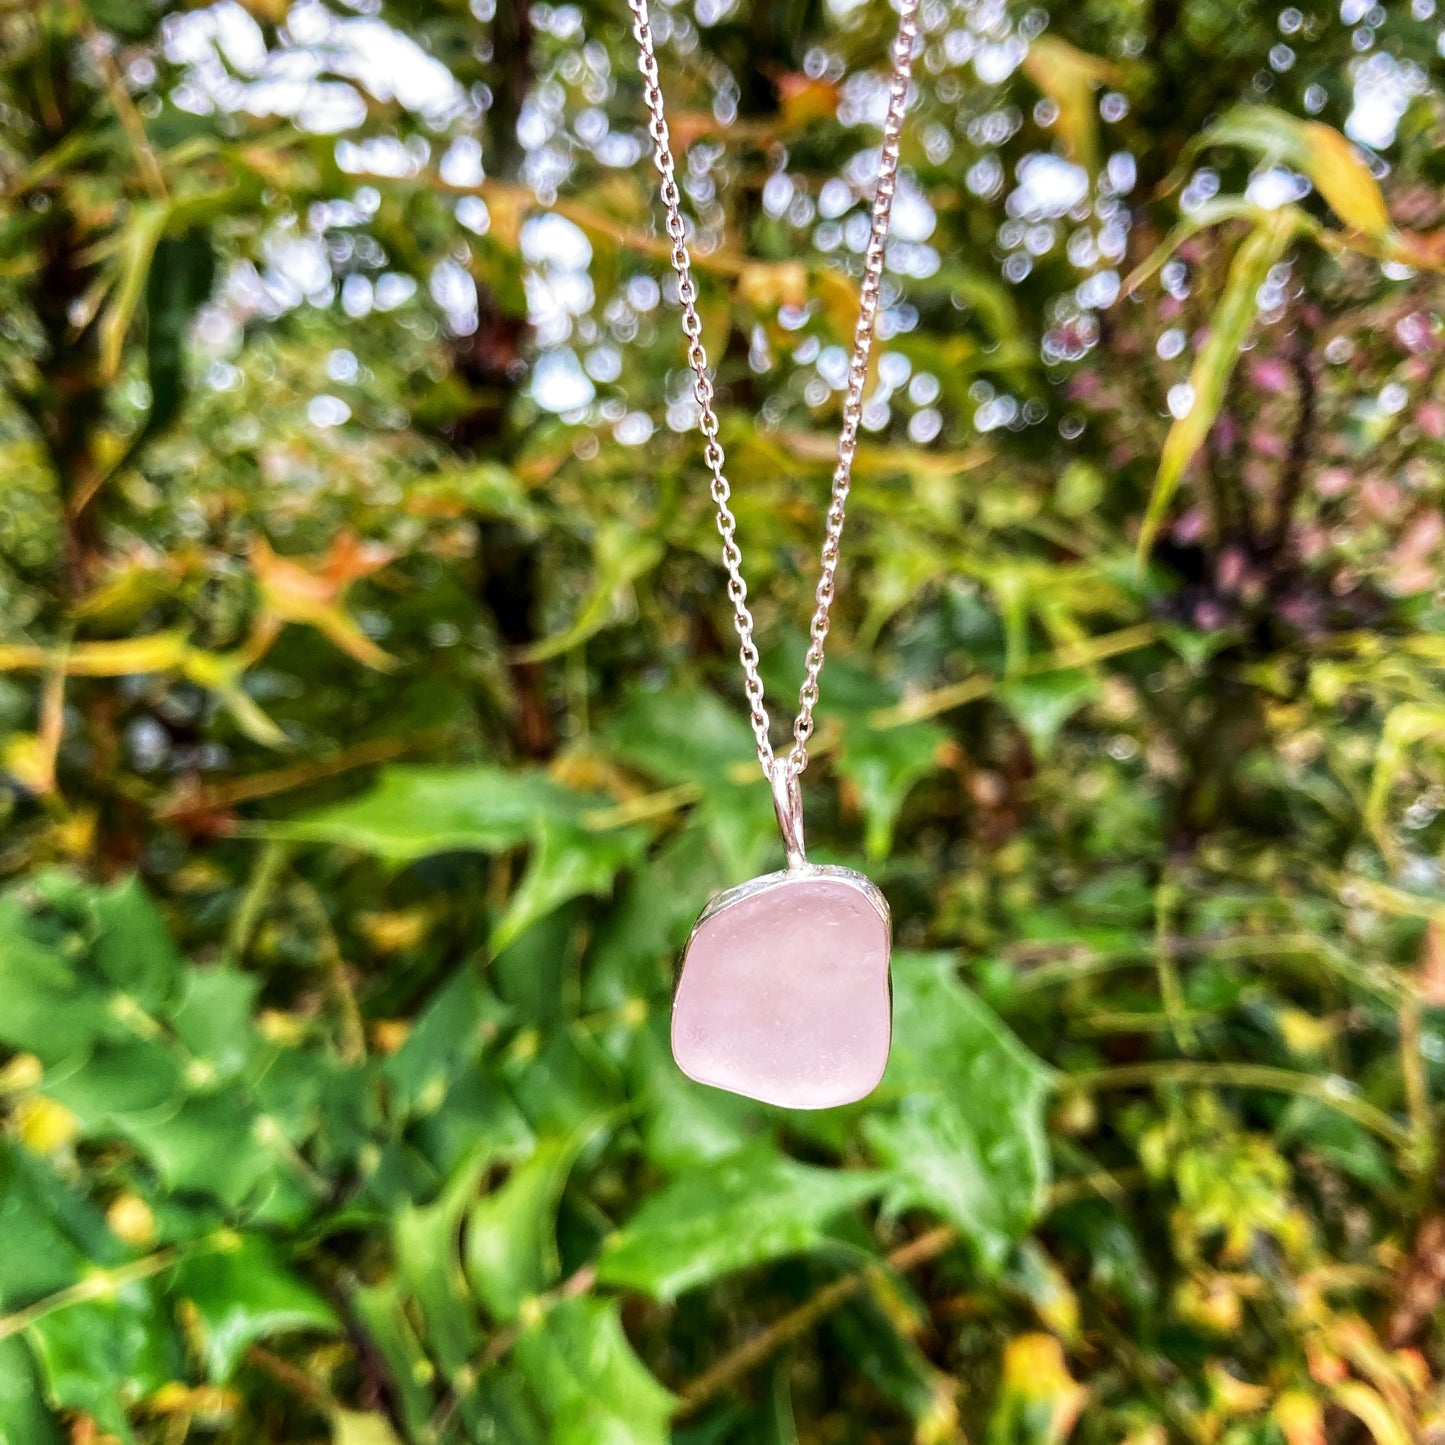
<box><xmin>672</xmin><ymin>1169</ymin><xmax>1132</xmax><ymax>1417</ymax></box>
<box><xmin>675</xmin><ymin>1224</ymin><xmax>957</xmax><ymax>1418</ymax></box>
<box><xmin>1265</xmin><ymin>315</ymin><xmax>1318</xmax><ymax>557</ymax></box>
<box><xmin>1068</xmin><ymin>1059</ymin><xmax>1414</xmax><ymax>1152</ymax></box>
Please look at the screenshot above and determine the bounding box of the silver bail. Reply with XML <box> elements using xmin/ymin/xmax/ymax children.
<box><xmin>770</xmin><ymin>762</ymin><xmax>807</xmax><ymax>869</ymax></box>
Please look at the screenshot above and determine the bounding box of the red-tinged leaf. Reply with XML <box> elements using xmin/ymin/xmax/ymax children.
<box><xmin>251</xmin><ymin>532</ymin><xmax>397</xmax><ymax>671</ymax></box>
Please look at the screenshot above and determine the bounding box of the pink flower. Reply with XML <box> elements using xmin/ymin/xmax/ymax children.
<box><xmin>1249</xmin><ymin>358</ymin><xmax>1291</xmax><ymax>393</ymax></box>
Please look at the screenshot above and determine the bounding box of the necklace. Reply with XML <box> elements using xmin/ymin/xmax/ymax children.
<box><xmin>630</xmin><ymin>0</ymin><xmax>918</xmax><ymax>1109</ymax></box>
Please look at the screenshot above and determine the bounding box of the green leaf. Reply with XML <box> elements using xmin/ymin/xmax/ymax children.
<box><xmin>348</xmin><ymin>1281</ymin><xmax>437</xmax><ymax>1439</ymax></box>
<box><xmin>995</xmin><ymin>670</ymin><xmax>1099</xmax><ymax>755</ymax></box>
<box><xmin>173</xmin><ymin>1234</ymin><xmax>338</xmax><ymax>1382</ymax></box>
<box><xmin>0</xmin><ymin>1338</ymin><xmax>61</xmax><ymax>1445</ymax></box>
<box><xmin>90</xmin><ymin>875</ymin><xmax>184</xmax><ymax>1010</ymax></box>
<box><xmin>824</xmin><ymin>1289</ymin><xmax>959</xmax><ymax>1432</ymax></box>
<box><xmin>26</xmin><ymin>1284</ymin><xmax>183</xmax><ymax>1441</ymax></box>
<box><xmin>512</xmin><ymin>1297</ymin><xmax>676</xmax><ymax>1445</ymax></box>
<box><xmin>502</xmin><ymin>1031</ymin><xmax>625</xmax><ymax>1138</ymax></box>
<box><xmin>392</xmin><ymin>1156</ymin><xmax>487</xmax><ymax>1380</ymax></box>
<box><xmin>276</xmin><ymin>766</ymin><xmax>650</xmax><ymax>949</ymax></box>
<box><xmin>585</xmin><ymin>830</ymin><xmax>720</xmax><ymax>1016</ymax></box>
<box><xmin>596</xmin><ymin>1142</ymin><xmax>882</xmax><ymax>1301</ymax></box>
<box><xmin>464</xmin><ymin>1129</ymin><xmax>593</xmax><ymax>1320</ymax></box>
<box><xmin>275</xmin><ymin>766</ymin><xmax>561</xmax><ymax>860</ymax></box>
<box><xmin>405</xmin><ymin>460</ymin><xmax>538</xmax><ymax>527</ymax></box>
<box><xmin>515</xmin><ymin>521</ymin><xmax>665</xmax><ymax>662</ymax></box>
<box><xmin>602</xmin><ymin>686</ymin><xmax>777</xmax><ymax>880</ymax></box>
<box><xmin>99</xmin><ymin>202</ymin><xmax>169</xmax><ymax>382</ymax></box>
<box><xmin>81</xmin><ymin>0</ymin><xmax>158</xmax><ymax>39</ymax></box>
<box><xmin>629</xmin><ymin>1020</ymin><xmax>760</xmax><ymax>1172</ymax></box>
<box><xmin>107</xmin><ymin>1089</ymin><xmax>290</xmax><ymax>1210</ymax></box>
<box><xmin>144</xmin><ymin>230</ymin><xmax>216</xmax><ymax>433</ymax></box>
<box><xmin>0</xmin><ymin>895</ymin><xmax>116</xmax><ymax>1064</ymax></box>
<box><xmin>827</xmin><ymin>660</ymin><xmax>947</xmax><ymax>861</ymax></box>
<box><xmin>496</xmin><ymin>814</ymin><xmax>647</xmax><ymax>952</ymax></box>
<box><xmin>1136</xmin><ymin>206</ymin><xmax>1299</xmax><ymax>561</ymax></box>
<box><xmin>0</xmin><ymin>1143</ymin><xmax>118</xmax><ymax>1310</ymax></box>
<box><xmin>168</xmin><ymin>966</ymin><xmax>261</xmax><ymax>1082</ymax></box>
<box><xmin>1275</xmin><ymin>1098</ymin><xmax>1394</xmax><ymax>1190</ymax></box>
<box><xmin>42</xmin><ymin>1039</ymin><xmax>183</xmax><ymax>1123</ymax></box>
<box><xmin>846</xmin><ymin>721</ymin><xmax>946</xmax><ymax>859</ymax></box>
<box><xmin>383</xmin><ymin>966</ymin><xmax>513</xmax><ymax>1117</ymax></box>
<box><xmin>867</xmin><ymin>954</ymin><xmax>1052</xmax><ymax>1272</ymax></box>
<box><xmin>1196</xmin><ymin>106</ymin><xmax>1392</xmax><ymax>239</ymax></box>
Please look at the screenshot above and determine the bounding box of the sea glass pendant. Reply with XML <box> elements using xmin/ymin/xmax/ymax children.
<box><xmin>671</xmin><ymin>765</ymin><xmax>892</xmax><ymax>1109</ymax></box>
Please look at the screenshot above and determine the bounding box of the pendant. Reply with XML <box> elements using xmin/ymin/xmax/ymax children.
<box><xmin>671</xmin><ymin>765</ymin><xmax>892</xmax><ymax>1109</ymax></box>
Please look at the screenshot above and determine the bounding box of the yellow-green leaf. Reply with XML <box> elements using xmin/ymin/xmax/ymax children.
<box><xmin>1022</xmin><ymin>37</ymin><xmax>1118</xmax><ymax>176</ymax></box>
<box><xmin>1196</xmin><ymin>107</ymin><xmax>1391</xmax><ymax>240</ymax></box>
<box><xmin>99</xmin><ymin>203</ymin><xmax>169</xmax><ymax>382</ymax></box>
<box><xmin>331</xmin><ymin>1411</ymin><xmax>404</xmax><ymax>1445</ymax></box>
<box><xmin>1122</xmin><ymin>199</ymin><xmax>1298</xmax><ymax>297</ymax></box>
<box><xmin>987</xmin><ymin>1334</ymin><xmax>1088</xmax><ymax>1445</ymax></box>
<box><xmin>1365</xmin><ymin>703</ymin><xmax>1445</xmax><ymax>844</ymax></box>
<box><xmin>1329</xmin><ymin>1382</ymin><xmax>1412</xmax><ymax>1445</ymax></box>
<box><xmin>1137</xmin><ymin>207</ymin><xmax>1300</xmax><ymax>561</ymax></box>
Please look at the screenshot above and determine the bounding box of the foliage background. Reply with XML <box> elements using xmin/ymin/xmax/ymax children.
<box><xmin>2</xmin><ymin>0</ymin><xmax>1445</xmax><ymax>1440</ymax></box>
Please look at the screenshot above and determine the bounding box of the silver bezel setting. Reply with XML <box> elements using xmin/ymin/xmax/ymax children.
<box><xmin>684</xmin><ymin>862</ymin><xmax>891</xmax><ymax>948</ymax></box>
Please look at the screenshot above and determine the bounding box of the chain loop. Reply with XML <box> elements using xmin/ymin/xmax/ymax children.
<box><xmin>630</xmin><ymin>0</ymin><xmax>917</xmax><ymax>782</ymax></box>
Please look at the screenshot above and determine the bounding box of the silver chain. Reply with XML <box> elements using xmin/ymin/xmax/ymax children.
<box><xmin>630</xmin><ymin>0</ymin><xmax>918</xmax><ymax>782</ymax></box>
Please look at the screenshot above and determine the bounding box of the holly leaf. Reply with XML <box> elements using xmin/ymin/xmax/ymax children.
<box><xmin>173</xmin><ymin>1235</ymin><xmax>338</xmax><ymax>1383</ymax></box>
<box><xmin>512</xmin><ymin>1297</ymin><xmax>676</xmax><ymax>1445</ymax></box>
<box><xmin>0</xmin><ymin>1143</ymin><xmax>119</xmax><ymax>1310</ymax></box>
<box><xmin>601</xmin><ymin>686</ymin><xmax>777</xmax><ymax>880</ymax></box>
<box><xmin>818</xmin><ymin>658</ymin><xmax>949</xmax><ymax>861</ymax></box>
<box><xmin>995</xmin><ymin>670</ymin><xmax>1099</xmax><ymax>756</ymax></box>
<box><xmin>514</xmin><ymin>521</ymin><xmax>664</xmax><ymax>663</ymax></box>
<box><xmin>26</xmin><ymin>1284</ymin><xmax>183</xmax><ymax>1441</ymax></box>
<box><xmin>0</xmin><ymin>1338</ymin><xmax>61</xmax><ymax>1445</ymax></box>
<box><xmin>596</xmin><ymin>1142</ymin><xmax>882</xmax><ymax>1301</ymax></box>
<box><xmin>277</xmin><ymin>766</ymin><xmax>649</xmax><ymax>949</ymax></box>
<box><xmin>867</xmin><ymin>954</ymin><xmax>1052</xmax><ymax>1272</ymax></box>
<box><xmin>464</xmin><ymin>1128</ymin><xmax>594</xmax><ymax>1320</ymax></box>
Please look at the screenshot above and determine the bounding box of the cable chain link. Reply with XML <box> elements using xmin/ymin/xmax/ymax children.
<box><xmin>630</xmin><ymin>0</ymin><xmax>918</xmax><ymax>783</ymax></box>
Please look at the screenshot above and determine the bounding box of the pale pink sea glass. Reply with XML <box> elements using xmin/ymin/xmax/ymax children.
<box><xmin>671</xmin><ymin>866</ymin><xmax>892</xmax><ymax>1110</ymax></box>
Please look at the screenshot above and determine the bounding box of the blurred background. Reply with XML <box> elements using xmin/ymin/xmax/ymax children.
<box><xmin>2</xmin><ymin>0</ymin><xmax>1445</xmax><ymax>1440</ymax></box>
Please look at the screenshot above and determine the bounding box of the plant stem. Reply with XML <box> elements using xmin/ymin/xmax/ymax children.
<box><xmin>225</xmin><ymin>839</ymin><xmax>291</xmax><ymax>966</ymax></box>
<box><xmin>1068</xmin><ymin>1060</ymin><xmax>1413</xmax><ymax>1153</ymax></box>
<box><xmin>870</xmin><ymin>623</ymin><xmax>1163</xmax><ymax>728</ymax></box>
<box><xmin>158</xmin><ymin>731</ymin><xmax>434</xmax><ymax>819</ymax></box>
<box><xmin>0</xmin><ymin>1237</ymin><xmax>226</xmax><ymax>1339</ymax></box>
<box><xmin>1153</xmin><ymin>867</ymin><xmax>1198</xmax><ymax>1054</ymax></box>
<box><xmin>674</xmin><ymin>1169</ymin><xmax>1129</xmax><ymax>1418</ymax></box>
<box><xmin>1398</xmin><ymin>997</ymin><xmax>1436</xmax><ymax>1186</ymax></box>
<box><xmin>675</xmin><ymin>1224</ymin><xmax>958</xmax><ymax>1418</ymax></box>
